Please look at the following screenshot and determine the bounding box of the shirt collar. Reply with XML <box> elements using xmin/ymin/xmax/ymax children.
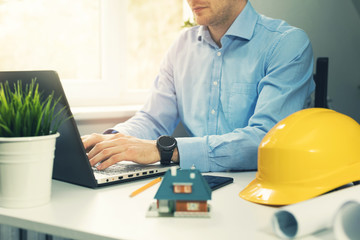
<box><xmin>226</xmin><ymin>1</ymin><xmax>258</xmax><ymax>40</ymax></box>
<box><xmin>197</xmin><ymin>25</ymin><xmax>221</xmax><ymax>48</ymax></box>
<box><xmin>197</xmin><ymin>1</ymin><xmax>258</xmax><ymax>42</ymax></box>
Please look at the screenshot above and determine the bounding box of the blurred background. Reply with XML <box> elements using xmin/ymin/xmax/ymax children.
<box><xmin>0</xmin><ymin>0</ymin><xmax>359</xmax><ymax>135</ymax></box>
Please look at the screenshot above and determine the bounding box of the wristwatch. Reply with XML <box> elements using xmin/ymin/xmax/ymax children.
<box><xmin>156</xmin><ymin>135</ymin><xmax>177</xmax><ymax>165</ymax></box>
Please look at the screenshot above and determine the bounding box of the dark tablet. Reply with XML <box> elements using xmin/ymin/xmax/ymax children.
<box><xmin>203</xmin><ymin>175</ymin><xmax>234</xmax><ymax>191</ymax></box>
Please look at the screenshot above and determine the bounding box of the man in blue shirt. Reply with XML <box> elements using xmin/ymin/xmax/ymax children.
<box><xmin>82</xmin><ymin>0</ymin><xmax>315</xmax><ymax>172</ymax></box>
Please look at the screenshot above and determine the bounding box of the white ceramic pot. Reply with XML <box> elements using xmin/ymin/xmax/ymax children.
<box><xmin>0</xmin><ymin>133</ymin><xmax>59</xmax><ymax>208</ymax></box>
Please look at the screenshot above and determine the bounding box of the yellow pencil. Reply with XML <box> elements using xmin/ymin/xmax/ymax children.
<box><xmin>130</xmin><ymin>177</ymin><xmax>162</xmax><ymax>197</ymax></box>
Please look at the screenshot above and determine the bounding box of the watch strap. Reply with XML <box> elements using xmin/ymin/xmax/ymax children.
<box><xmin>160</xmin><ymin>149</ymin><xmax>174</xmax><ymax>165</ymax></box>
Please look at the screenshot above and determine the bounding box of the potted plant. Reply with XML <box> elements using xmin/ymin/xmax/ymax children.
<box><xmin>0</xmin><ymin>78</ymin><xmax>68</xmax><ymax>208</ymax></box>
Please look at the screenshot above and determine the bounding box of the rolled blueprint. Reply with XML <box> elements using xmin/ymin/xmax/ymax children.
<box><xmin>333</xmin><ymin>201</ymin><xmax>360</xmax><ymax>240</ymax></box>
<box><xmin>271</xmin><ymin>184</ymin><xmax>360</xmax><ymax>239</ymax></box>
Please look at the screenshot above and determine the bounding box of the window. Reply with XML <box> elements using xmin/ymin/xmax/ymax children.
<box><xmin>174</xmin><ymin>185</ymin><xmax>181</xmax><ymax>193</ymax></box>
<box><xmin>187</xmin><ymin>202</ymin><xmax>200</xmax><ymax>211</ymax></box>
<box><xmin>173</xmin><ymin>183</ymin><xmax>192</xmax><ymax>193</ymax></box>
<box><xmin>184</xmin><ymin>185</ymin><xmax>192</xmax><ymax>193</ymax></box>
<box><xmin>0</xmin><ymin>0</ymin><xmax>184</xmax><ymax>107</ymax></box>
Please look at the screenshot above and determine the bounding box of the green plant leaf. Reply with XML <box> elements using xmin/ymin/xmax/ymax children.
<box><xmin>0</xmin><ymin>78</ymin><xmax>70</xmax><ymax>137</ymax></box>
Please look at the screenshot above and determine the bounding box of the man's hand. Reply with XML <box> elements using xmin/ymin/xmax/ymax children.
<box><xmin>81</xmin><ymin>133</ymin><xmax>160</xmax><ymax>170</ymax></box>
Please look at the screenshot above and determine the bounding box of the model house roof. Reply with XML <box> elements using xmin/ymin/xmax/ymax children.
<box><xmin>155</xmin><ymin>168</ymin><xmax>212</xmax><ymax>201</ymax></box>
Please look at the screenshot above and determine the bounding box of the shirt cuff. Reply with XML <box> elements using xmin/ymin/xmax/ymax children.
<box><xmin>103</xmin><ymin>129</ymin><xmax>118</xmax><ymax>134</ymax></box>
<box><xmin>176</xmin><ymin>137</ymin><xmax>210</xmax><ymax>172</ymax></box>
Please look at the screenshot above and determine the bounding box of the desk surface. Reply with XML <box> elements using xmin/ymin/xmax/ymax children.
<box><xmin>0</xmin><ymin>172</ymin><xmax>335</xmax><ymax>240</ymax></box>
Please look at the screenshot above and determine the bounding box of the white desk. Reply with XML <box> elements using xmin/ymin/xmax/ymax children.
<box><xmin>0</xmin><ymin>172</ymin><xmax>335</xmax><ymax>240</ymax></box>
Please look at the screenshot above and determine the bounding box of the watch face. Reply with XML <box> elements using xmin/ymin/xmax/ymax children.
<box><xmin>158</xmin><ymin>136</ymin><xmax>176</xmax><ymax>150</ymax></box>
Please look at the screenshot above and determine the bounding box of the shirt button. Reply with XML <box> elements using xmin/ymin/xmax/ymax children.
<box><xmin>211</xmin><ymin>109</ymin><xmax>216</xmax><ymax>115</ymax></box>
<box><xmin>213</xmin><ymin>81</ymin><xmax>218</xmax><ymax>86</ymax></box>
<box><xmin>217</xmin><ymin>52</ymin><xmax>221</xmax><ymax>56</ymax></box>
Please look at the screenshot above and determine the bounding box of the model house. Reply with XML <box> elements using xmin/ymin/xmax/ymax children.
<box><xmin>148</xmin><ymin>167</ymin><xmax>212</xmax><ymax>217</ymax></box>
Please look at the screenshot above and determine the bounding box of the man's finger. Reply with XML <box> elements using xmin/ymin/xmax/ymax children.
<box><xmin>82</xmin><ymin>133</ymin><xmax>105</xmax><ymax>150</ymax></box>
<box><xmin>96</xmin><ymin>153</ymin><xmax>125</xmax><ymax>170</ymax></box>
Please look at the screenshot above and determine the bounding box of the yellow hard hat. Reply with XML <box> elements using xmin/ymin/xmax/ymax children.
<box><xmin>239</xmin><ymin>108</ymin><xmax>360</xmax><ymax>205</ymax></box>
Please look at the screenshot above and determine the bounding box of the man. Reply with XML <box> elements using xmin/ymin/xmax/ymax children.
<box><xmin>82</xmin><ymin>0</ymin><xmax>315</xmax><ymax>172</ymax></box>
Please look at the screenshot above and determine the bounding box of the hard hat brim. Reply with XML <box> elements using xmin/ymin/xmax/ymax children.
<box><xmin>239</xmin><ymin>178</ymin><xmax>329</xmax><ymax>206</ymax></box>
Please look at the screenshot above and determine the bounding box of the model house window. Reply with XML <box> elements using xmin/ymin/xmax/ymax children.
<box><xmin>187</xmin><ymin>202</ymin><xmax>200</xmax><ymax>211</ymax></box>
<box><xmin>174</xmin><ymin>185</ymin><xmax>181</xmax><ymax>193</ymax></box>
<box><xmin>173</xmin><ymin>183</ymin><xmax>193</xmax><ymax>193</ymax></box>
<box><xmin>0</xmin><ymin>0</ymin><xmax>183</xmax><ymax>107</ymax></box>
<box><xmin>184</xmin><ymin>185</ymin><xmax>192</xmax><ymax>193</ymax></box>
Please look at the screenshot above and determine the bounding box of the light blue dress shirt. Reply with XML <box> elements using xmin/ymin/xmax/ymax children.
<box><xmin>112</xmin><ymin>2</ymin><xmax>315</xmax><ymax>172</ymax></box>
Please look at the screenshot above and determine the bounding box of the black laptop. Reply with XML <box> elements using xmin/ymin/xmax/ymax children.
<box><xmin>0</xmin><ymin>70</ymin><xmax>178</xmax><ymax>188</ymax></box>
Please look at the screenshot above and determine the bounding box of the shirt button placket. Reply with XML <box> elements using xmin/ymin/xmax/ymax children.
<box><xmin>208</xmin><ymin>50</ymin><xmax>222</xmax><ymax>134</ymax></box>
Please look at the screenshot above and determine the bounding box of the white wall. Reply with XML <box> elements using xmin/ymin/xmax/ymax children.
<box><xmin>76</xmin><ymin>118</ymin><xmax>127</xmax><ymax>136</ymax></box>
<box><xmin>251</xmin><ymin>0</ymin><xmax>360</xmax><ymax>122</ymax></box>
